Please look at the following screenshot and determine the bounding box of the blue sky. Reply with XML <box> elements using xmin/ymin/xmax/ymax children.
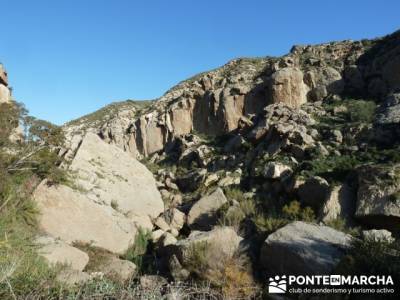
<box><xmin>1</xmin><ymin>0</ymin><xmax>399</xmax><ymax>125</ymax></box>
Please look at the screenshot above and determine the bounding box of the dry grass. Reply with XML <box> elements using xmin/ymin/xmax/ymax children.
<box><xmin>184</xmin><ymin>242</ymin><xmax>259</xmax><ymax>299</ymax></box>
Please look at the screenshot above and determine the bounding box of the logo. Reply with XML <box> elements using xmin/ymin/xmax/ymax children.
<box><xmin>268</xmin><ymin>275</ymin><xmax>287</xmax><ymax>293</ymax></box>
<box><xmin>267</xmin><ymin>274</ymin><xmax>394</xmax><ymax>295</ymax></box>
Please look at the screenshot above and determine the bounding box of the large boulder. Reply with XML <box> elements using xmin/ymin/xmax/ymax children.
<box><xmin>260</xmin><ymin>221</ymin><xmax>352</xmax><ymax>275</ymax></box>
<box><xmin>270</xmin><ymin>67</ymin><xmax>308</xmax><ymax>108</ymax></box>
<box><xmin>170</xmin><ymin>226</ymin><xmax>243</xmax><ymax>269</ymax></box>
<box><xmin>34</xmin><ymin>182</ymin><xmax>138</xmax><ymax>254</ymax></box>
<box><xmin>355</xmin><ymin>164</ymin><xmax>400</xmax><ymax>231</ymax></box>
<box><xmin>95</xmin><ymin>257</ymin><xmax>137</xmax><ymax>283</ymax></box>
<box><xmin>36</xmin><ymin>236</ymin><xmax>89</xmax><ymax>271</ymax></box>
<box><xmin>34</xmin><ymin>133</ymin><xmax>164</xmax><ymax>254</ymax></box>
<box><xmin>263</xmin><ymin>162</ymin><xmax>292</xmax><ymax>179</ymax></box>
<box><xmin>69</xmin><ymin>132</ymin><xmax>163</xmax><ymax>218</ymax></box>
<box><xmin>304</xmin><ymin>67</ymin><xmax>344</xmax><ymax>102</ymax></box>
<box><xmin>187</xmin><ymin>188</ymin><xmax>228</xmax><ymax>230</ymax></box>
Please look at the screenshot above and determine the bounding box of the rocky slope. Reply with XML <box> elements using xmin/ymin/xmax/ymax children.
<box><xmin>64</xmin><ymin>30</ymin><xmax>400</xmax><ymax>159</ymax></box>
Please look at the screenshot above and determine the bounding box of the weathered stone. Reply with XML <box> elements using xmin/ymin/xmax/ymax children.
<box><xmin>34</xmin><ymin>182</ymin><xmax>138</xmax><ymax>254</ymax></box>
<box><xmin>270</xmin><ymin>67</ymin><xmax>308</xmax><ymax>108</ymax></box>
<box><xmin>69</xmin><ymin>132</ymin><xmax>163</xmax><ymax>219</ymax></box>
<box><xmin>154</xmin><ymin>216</ymin><xmax>171</xmax><ymax>232</ymax></box>
<box><xmin>304</xmin><ymin>67</ymin><xmax>344</xmax><ymax>102</ymax></box>
<box><xmin>151</xmin><ymin>229</ymin><xmax>165</xmax><ymax>243</ymax></box>
<box><xmin>36</xmin><ymin>236</ymin><xmax>89</xmax><ymax>271</ymax></box>
<box><xmin>204</xmin><ymin>173</ymin><xmax>219</xmax><ymax>187</ymax></box>
<box><xmin>362</xmin><ymin>229</ymin><xmax>394</xmax><ymax>243</ymax></box>
<box><xmin>172</xmin><ymin>227</ymin><xmax>243</xmax><ymax>268</ymax></box>
<box><xmin>263</xmin><ymin>162</ymin><xmax>292</xmax><ymax>179</ymax></box>
<box><xmin>260</xmin><ymin>221</ymin><xmax>352</xmax><ymax>275</ymax></box>
<box><xmin>0</xmin><ymin>84</ymin><xmax>11</xmax><ymax>103</ymax></box>
<box><xmin>0</xmin><ymin>64</ymin><xmax>8</xmax><ymax>86</ymax></box>
<box><xmin>98</xmin><ymin>257</ymin><xmax>136</xmax><ymax>283</ymax></box>
<box><xmin>165</xmin><ymin>208</ymin><xmax>186</xmax><ymax>231</ymax></box>
<box><xmin>355</xmin><ymin>164</ymin><xmax>400</xmax><ymax>230</ymax></box>
<box><xmin>320</xmin><ymin>184</ymin><xmax>356</xmax><ymax>223</ymax></box>
<box><xmin>187</xmin><ymin>188</ymin><xmax>228</xmax><ymax>230</ymax></box>
<box><xmin>217</xmin><ymin>175</ymin><xmax>240</xmax><ymax>187</ymax></box>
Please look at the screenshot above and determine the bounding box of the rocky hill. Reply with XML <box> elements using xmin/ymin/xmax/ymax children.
<box><xmin>1</xmin><ymin>30</ymin><xmax>400</xmax><ymax>299</ymax></box>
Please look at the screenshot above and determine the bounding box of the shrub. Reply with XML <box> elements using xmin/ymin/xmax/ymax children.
<box><xmin>345</xmin><ymin>99</ymin><xmax>376</xmax><ymax>123</ymax></box>
<box><xmin>282</xmin><ymin>200</ymin><xmax>315</xmax><ymax>222</ymax></box>
<box><xmin>324</xmin><ymin>218</ymin><xmax>360</xmax><ymax>237</ymax></box>
<box><xmin>218</xmin><ymin>207</ymin><xmax>246</xmax><ymax>232</ymax></box>
<box><xmin>336</xmin><ymin>239</ymin><xmax>400</xmax><ymax>299</ymax></box>
<box><xmin>253</xmin><ymin>213</ymin><xmax>288</xmax><ymax>234</ymax></box>
<box><xmin>185</xmin><ymin>241</ymin><xmax>258</xmax><ymax>299</ymax></box>
<box><xmin>224</xmin><ymin>187</ymin><xmax>246</xmax><ymax>203</ymax></box>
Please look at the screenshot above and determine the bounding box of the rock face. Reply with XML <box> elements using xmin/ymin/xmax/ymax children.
<box><xmin>62</xmin><ymin>30</ymin><xmax>400</xmax><ymax>161</ymax></box>
<box><xmin>0</xmin><ymin>64</ymin><xmax>11</xmax><ymax>103</ymax></box>
<box><xmin>34</xmin><ymin>132</ymin><xmax>164</xmax><ymax>254</ymax></box>
<box><xmin>260</xmin><ymin>221</ymin><xmax>353</xmax><ymax>275</ymax></box>
<box><xmin>320</xmin><ymin>184</ymin><xmax>356</xmax><ymax>223</ymax></box>
<box><xmin>270</xmin><ymin>67</ymin><xmax>308</xmax><ymax>108</ymax></box>
<box><xmin>355</xmin><ymin>164</ymin><xmax>400</xmax><ymax>231</ymax></box>
<box><xmin>187</xmin><ymin>188</ymin><xmax>228</xmax><ymax>230</ymax></box>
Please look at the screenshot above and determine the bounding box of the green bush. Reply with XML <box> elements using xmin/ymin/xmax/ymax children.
<box><xmin>282</xmin><ymin>200</ymin><xmax>315</xmax><ymax>222</ymax></box>
<box><xmin>346</xmin><ymin>99</ymin><xmax>376</xmax><ymax>123</ymax></box>
<box><xmin>336</xmin><ymin>239</ymin><xmax>400</xmax><ymax>299</ymax></box>
<box><xmin>324</xmin><ymin>218</ymin><xmax>360</xmax><ymax>236</ymax></box>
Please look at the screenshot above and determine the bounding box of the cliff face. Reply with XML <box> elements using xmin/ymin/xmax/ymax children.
<box><xmin>0</xmin><ymin>64</ymin><xmax>12</xmax><ymax>103</ymax></box>
<box><xmin>63</xmin><ymin>30</ymin><xmax>400</xmax><ymax>159</ymax></box>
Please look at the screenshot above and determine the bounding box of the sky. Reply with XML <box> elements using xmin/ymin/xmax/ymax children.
<box><xmin>0</xmin><ymin>0</ymin><xmax>399</xmax><ymax>125</ymax></box>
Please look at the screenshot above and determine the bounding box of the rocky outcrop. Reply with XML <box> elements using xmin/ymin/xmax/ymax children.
<box><xmin>270</xmin><ymin>67</ymin><xmax>308</xmax><ymax>107</ymax></box>
<box><xmin>34</xmin><ymin>132</ymin><xmax>164</xmax><ymax>254</ymax></box>
<box><xmin>320</xmin><ymin>184</ymin><xmax>356</xmax><ymax>223</ymax></box>
<box><xmin>260</xmin><ymin>221</ymin><xmax>353</xmax><ymax>275</ymax></box>
<box><xmin>187</xmin><ymin>188</ymin><xmax>228</xmax><ymax>230</ymax></box>
<box><xmin>0</xmin><ymin>64</ymin><xmax>11</xmax><ymax>103</ymax></box>
<box><xmin>62</xmin><ymin>30</ymin><xmax>400</xmax><ymax>161</ymax></box>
